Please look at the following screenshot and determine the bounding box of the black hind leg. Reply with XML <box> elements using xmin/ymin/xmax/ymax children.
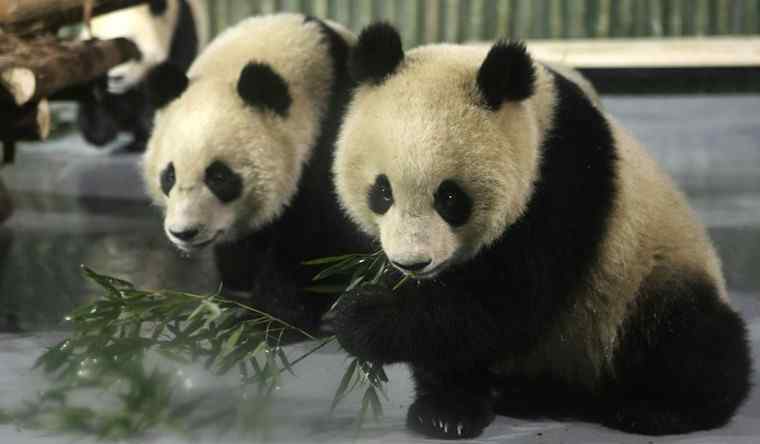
<box><xmin>602</xmin><ymin>272</ymin><xmax>752</xmax><ymax>435</ymax></box>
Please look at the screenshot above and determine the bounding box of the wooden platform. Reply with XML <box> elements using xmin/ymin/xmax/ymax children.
<box><xmin>526</xmin><ymin>37</ymin><xmax>760</xmax><ymax>68</ymax></box>
<box><xmin>526</xmin><ymin>37</ymin><xmax>760</xmax><ymax>93</ymax></box>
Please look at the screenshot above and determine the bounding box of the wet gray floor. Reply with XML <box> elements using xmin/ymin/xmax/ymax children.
<box><xmin>0</xmin><ymin>95</ymin><xmax>759</xmax><ymax>443</ymax></box>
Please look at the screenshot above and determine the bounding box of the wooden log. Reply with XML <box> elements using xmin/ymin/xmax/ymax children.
<box><xmin>0</xmin><ymin>99</ymin><xmax>51</xmax><ymax>141</ymax></box>
<box><xmin>0</xmin><ymin>0</ymin><xmax>148</xmax><ymax>36</ymax></box>
<box><xmin>0</xmin><ymin>33</ymin><xmax>140</xmax><ymax>105</ymax></box>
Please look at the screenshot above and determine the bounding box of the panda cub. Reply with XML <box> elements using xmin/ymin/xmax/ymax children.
<box><xmin>332</xmin><ymin>24</ymin><xmax>751</xmax><ymax>438</ymax></box>
<box><xmin>143</xmin><ymin>14</ymin><xmax>365</xmax><ymax>334</ymax></box>
<box><xmin>78</xmin><ymin>0</ymin><xmax>208</xmax><ymax>152</ymax></box>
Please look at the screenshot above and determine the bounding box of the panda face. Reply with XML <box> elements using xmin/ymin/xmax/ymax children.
<box><xmin>335</xmin><ymin>42</ymin><xmax>542</xmax><ymax>278</ymax></box>
<box><xmin>144</xmin><ymin>75</ymin><xmax>307</xmax><ymax>252</ymax></box>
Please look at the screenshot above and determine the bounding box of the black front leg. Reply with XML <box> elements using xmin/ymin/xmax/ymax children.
<box><xmin>332</xmin><ymin>284</ymin><xmax>503</xmax><ymax>366</ymax></box>
<box><xmin>406</xmin><ymin>365</ymin><xmax>495</xmax><ymax>439</ymax></box>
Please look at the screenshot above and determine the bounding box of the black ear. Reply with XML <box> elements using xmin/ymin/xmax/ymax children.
<box><xmin>476</xmin><ymin>41</ymin><xmax>536</xmax><ymax>110</ymax></box>
<box><xmin>146</xmin><ymin>63</ymin><xmax>188</xmax><ymax>109</ymax></box>
<box><xmin>349</xmin><ymin>22</ymin><xmax>404</xmax><ymax>85</ymax></box>
<box><xmin>237</xmin><ymin>62</ymin><xmax>291</xmax><ymax>117</ymax></box>
<box><xmin>149</xmin><ymin>0</ymin><xmax>167</xmax><ymax>15</ymax></box>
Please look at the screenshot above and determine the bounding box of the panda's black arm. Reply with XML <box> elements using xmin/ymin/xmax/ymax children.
<box><xmin>332</xmin><ymin>284</ymin><xmax>505</xmax><ymax>366</ymax></box>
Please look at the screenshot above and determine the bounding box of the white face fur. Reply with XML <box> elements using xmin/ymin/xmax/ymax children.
<box><xmin>335</xmin><ymin>42</ymin><xmax>546</xmax><ymax>278</ymax></box>
<box><xmin>143</xmin><ymin>14</ymin><xmax>342</xmax><ymax>252</ymax></box>
<box><xmin>144</xmin><ymin>77</ymin><xmax>303</xmax><ymax>252</ymax></box>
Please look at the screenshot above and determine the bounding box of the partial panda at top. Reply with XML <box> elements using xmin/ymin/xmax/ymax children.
<box><xmin>77</xmin><ymin>0</ymin><xmax>208</xmax><ymax>153</ymax></box>
<box><xmin>143</xmin><ymin>13</ymin><xmax>367</xmax><ymax>335</ymax></box>
<box><xmin>331</xmin><ymin>23</ymin><xmax>751</xmax><ymax>438</ymax></box>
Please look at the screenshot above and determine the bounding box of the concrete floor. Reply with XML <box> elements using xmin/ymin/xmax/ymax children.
<box><xmin>0</xmin><ymin>95</ymin><xmax>759</xmax><ymax>443</ymax></box>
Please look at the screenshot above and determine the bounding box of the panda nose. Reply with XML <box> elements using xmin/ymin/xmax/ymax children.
<box><xmin>170</xmin><ymin>228</ymin><xmax>199</xmax><ymax>241</ymax></box>
<box><xmin>392</xmin><ymin>259</ymin><xmax>432</xmax><ymax>272</ymax></box>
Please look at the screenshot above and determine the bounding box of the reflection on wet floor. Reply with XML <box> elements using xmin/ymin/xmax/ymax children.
<box><xmin>0</xmin><ymin>95</ymin><xmax>759</xmax><ymax>443</ymax></box>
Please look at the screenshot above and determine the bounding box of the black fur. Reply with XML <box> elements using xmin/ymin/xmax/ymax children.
<box><xmin>78</xmin><ymin>0</ymin><xmax>199</xmax><ymax>152</ymax></box>
<box><xmin>160</xmin><ymin>162</ymin><xmax>175</xmax><ymax>196</ymax></box>
<box><xmin>204</xmin><ymin>160</ymin><xmax>243</xmax><ymax>203</ymax></box>
<box><xmin>167</xmin><ymin>0</ymin><xmax>199</xmax><ymax>72</ymax></box>
<box><xmin>476</xmin><ymin>41</ymin><xmax>536</xmax><ymax>109</ymax></box>
<box><xmin>433</xmin><ymin>179</ymin><xmax>472</xmax><ymax>227</ymax></box>
<box><xmin>368</xmin><ymin>174</ymin><xmax>393</xmax><ymax>215</ymax></box>
<box><xmin>333</xmin><ymin>65</ymin><xmax>747</xmax><ymax>439</ymax></box>
<box><xmin>212</xmin><ymin>18</ymin><xmax>369</xmax><ymax>335</ymax></box>
<box><xmin>147</xmin><ymin>63</ymin><xmax>189</xmax><ymax>109</ymax></box>
<box><xmin>597</xmin><ymin>271</ymin><xmax>752</xmax><ymax>435</ymax></box>
<box><xmin>349</xmin><ymin>22</ymin><xmax>404</xmax><ymax>86</ymax></box>
<box><xmin>237</xmin><ymin>63</ymin><xmax>292</xmax><ymax>117</ymax></box>
<box><xmin>149</xmin><ymin>0</ymin><xmax>167</xmax><ymax>15</ymax></box>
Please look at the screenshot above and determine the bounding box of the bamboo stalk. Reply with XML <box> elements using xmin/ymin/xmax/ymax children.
<box><xmin>0</xmin><ymin>0</ymin><xmax>147</xmax><ymax>36</ymax></box>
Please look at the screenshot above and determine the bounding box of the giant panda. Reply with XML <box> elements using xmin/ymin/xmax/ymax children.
<box><xmin>78</xmin><ymin>0</ymin><xmax>208</xmax><ymax>153</ymax></box>
<box><xmin>331</xmin><ymin>23</ymin><xmax>752</xmax><ymax>439</ymax></box>
<box><xmin>143</xmin><ymin>14</ymin><xmax>367</xmax><ymax>334</ymax></box>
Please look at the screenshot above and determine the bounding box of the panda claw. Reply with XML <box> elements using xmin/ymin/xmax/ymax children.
<box><xmin>457</xmin><ymin>423</ymin><xmax>464</xmax><ymax>436</ymax></box>
<box><xmin>444</xmin><ymin>423</ymin><xmax>449</xmax><ymax>433</ymax></box>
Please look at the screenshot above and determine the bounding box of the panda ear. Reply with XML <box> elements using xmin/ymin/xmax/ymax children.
<box><xmin>237</xmin><ymin>62</ymin><xmax>292</xmax><ymax>117</ymax></box>
<box><xmin>146</xmin><ymin>63</ymin><xmax>188</xmax><ymax>109</ymax></box>
<box><xmin>350</xmin><ymin>22</ymin><xmax>404</xmax><ymax>85</ymax></box>
<box><xmin>476</xmin><ymin>41</ymin><xmax>536</xmax><ymax>110</ymax></box>
<box><xmin>149</xmin><ymin>0</ymin><xmax>167</xmax><ymax>15</ymax></box>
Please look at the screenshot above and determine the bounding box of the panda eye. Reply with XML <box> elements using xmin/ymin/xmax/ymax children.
<box><xmin>434</xmin><ymin>179</ymin><xmax>472</xmax><ymax>227</ymax></box>
<box><xmin>160</xmin><ymin>162</ymin><xmax>175</xmax><ymax>196</ymax></box>
<box><xmin>368</xmin><ymin>174</ymin><xmax>393</xmax><ymax>215</ymax></box>
<box><xmin>204</xmin><ymin>161</ymin><xmax>243</xmax><ymax>203</ymax></box>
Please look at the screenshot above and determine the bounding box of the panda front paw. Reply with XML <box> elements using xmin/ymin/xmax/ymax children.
<box><xmin>331</xmin><ymin>284</ymin><xmax>395</xmax><ymax>361</ymax></box>
<box><xmin>407</xmin><ymin>392</ymin><xmax>494</xmax><ymax>439</ymax></box>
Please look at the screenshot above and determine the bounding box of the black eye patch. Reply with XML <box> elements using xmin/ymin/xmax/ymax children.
<box><xmin>434</xmin><ymin>179</ymin><xmax>472</xmax><ymax>227</ymax></box>
<box><xmin>160</xmin><ymin>162</ymin><xmax>175</xmax><ymax>196</ymax></box>
<box><xmin>368</xmin><ymin>174</ymin><xmax>393</xmax><ymax>215</ymax></box>
<box><xmin>205</xmin><ymin>161</ymin><xmax>243</xmax><ymax>203</ymax></box>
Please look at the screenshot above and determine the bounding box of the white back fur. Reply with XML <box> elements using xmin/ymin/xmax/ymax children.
<box><xmin>85</xmin><ymin>0</ymin><xmax>208</xmax><ymax>94</ymax></box>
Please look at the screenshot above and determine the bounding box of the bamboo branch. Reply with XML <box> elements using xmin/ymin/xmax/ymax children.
<box><xmin>0</xmin><ymin>0</ymin><xmax>148</xmax><ymax>36</ymax></box>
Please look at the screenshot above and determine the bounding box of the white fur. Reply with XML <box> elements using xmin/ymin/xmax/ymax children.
<box><xmin>84</xmin><ymin>0</ymin><xmax>208</xmax><ymax>94</ymax></box>
<box><xmin>335</xmin><ymin>44</ymin><xmax>548</xmax><ymax>276</ymax></box>
<box><xmin>144</xmin><ymin>14</ymin><xmax>354</xmax><ymax>251</ymax></box>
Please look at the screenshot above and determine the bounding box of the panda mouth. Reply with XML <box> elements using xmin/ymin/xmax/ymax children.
<box><xmin>397</xmin><ymin>261</ymin><xmax>449</xmax><ymax>280</ymax></box>
<box><xmin>174</xmin><ymin>231</ymin><xmax>222</xmax><ymax>251</ymax></box>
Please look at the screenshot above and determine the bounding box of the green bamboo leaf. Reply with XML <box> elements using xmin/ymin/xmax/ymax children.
<box><xmin>302</xmin><ymin>253</ymin><xmax>362</xmax><ymax>266</ymax></box>
<box><xmin>222</xmin><ymin>324</ymin><xmax>244</xmax><ymax>355</ymax></box>
<box><xmin>365</xmin><ymin>386</ymin><xmax>383</xmax><ymax>420</ymax></box>
<box><xmin>310</xmin><ymin>258</ymin><xmax>359</xmax><ymax>281</ymax></box>
<box><xmin>276</xmin><ymin>348</ymin><xmax>296</xmax><ymax>377</ymax></box>
<box><xmin>330</xmin><ymin>358</ymin><xmax>358</xmax><ymax>414</ymax></box>
<box><xmin>304</xmin><ymin>285</ymin><xmax>347</xmax><ymax>294</ymax></box>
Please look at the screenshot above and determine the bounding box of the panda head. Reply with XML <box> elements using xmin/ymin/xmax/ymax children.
<box><xmin>143</xmin><ymin>61</ymin><xmax>300</xmax><ymax>251</ymax></box>
<box><xmin>334</xmin><ymin>23</ymin><xmax>541</xmax><ymax>278</ymax></box>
